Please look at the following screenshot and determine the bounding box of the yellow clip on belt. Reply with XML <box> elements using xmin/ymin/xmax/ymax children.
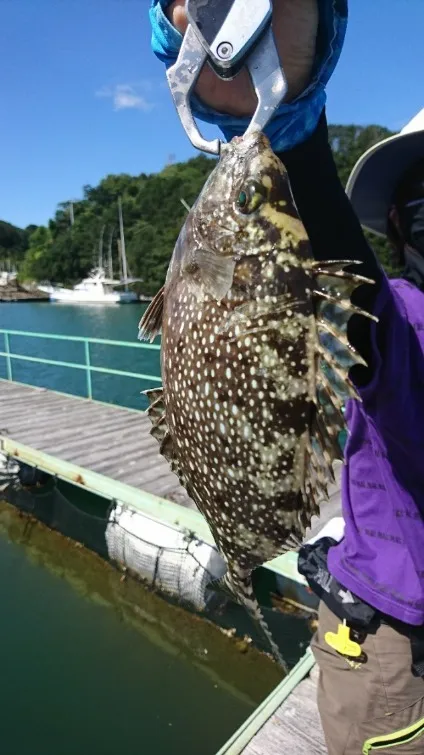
<box><xmin>362</xmin><ymin>715</ymin><xmax>424</xmax><ymax>753</ymax></box>
<box><xmin>325</xmin><ymin>620</ymin><xmax>362</xmax><ymax>658</ymax></box>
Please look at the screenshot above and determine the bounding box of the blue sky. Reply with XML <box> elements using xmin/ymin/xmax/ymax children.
<box><xmin>1</xmin><ymin>0</ymin><xmax>423</xmax><ymax>229</ymax></box>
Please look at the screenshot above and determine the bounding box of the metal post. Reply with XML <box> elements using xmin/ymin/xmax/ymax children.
<box><xmin>84</xmin><ymin>340</ymin><xmax>92</xmax><ymax>399</ymax></box>
<box><xmin>4</xmin><ymin>332</ymin><xmax>12</xmax><ymax>381</ymax></box>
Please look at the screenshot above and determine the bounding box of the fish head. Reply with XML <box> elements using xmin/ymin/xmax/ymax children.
<box><xmin>167</xmin><ymin>131</ymin><xmax>308</xmax><ymax>303</ymax></box>
<box><xmin>191</xmin><ymin>130</ymin><xmax>303</xmax><ymax>261</ymax></box>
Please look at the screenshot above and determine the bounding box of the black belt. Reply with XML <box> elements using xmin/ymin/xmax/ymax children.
<box><xmin>298</xmin><ymin>537</ymin><xmax>424</xmax><ymax>678</ymax></box>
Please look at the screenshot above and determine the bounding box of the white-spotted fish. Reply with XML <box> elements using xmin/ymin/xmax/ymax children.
<box><xmin>138</xmin><ymin>132</ymin><xmax>376</xmax><ymax>671</ymax></box>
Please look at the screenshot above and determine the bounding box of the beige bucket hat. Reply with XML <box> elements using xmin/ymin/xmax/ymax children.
<box><xmin>346</xmin><ymin>108</ymin><xmax>424</xmax><ymax>237</ymax></box>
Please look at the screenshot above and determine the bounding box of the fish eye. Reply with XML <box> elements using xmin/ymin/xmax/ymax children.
<box><xmin>238</xmin><ymin>190</ymin><xmax>247</xmax><ymax>208</ymax></box>
<box><xmin>236</xmin><ymin>182</ymin><xmax>266</xmax><ymax>214</ymax></box>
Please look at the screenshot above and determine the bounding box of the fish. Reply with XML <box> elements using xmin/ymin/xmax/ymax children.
<box><xmin>138</xmin><ymin>131</ymin><xmax>376</xmax><ymax>671</ymax></box>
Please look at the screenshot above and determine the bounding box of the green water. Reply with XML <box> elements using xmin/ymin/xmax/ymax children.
<box><xmin>0</xmin><ymin>301</ymin><xmax>158</xmax><ymax>410</ymax></box>
<box><xmin>0</xmin><ymin>500</ymin><xmax>282</xmax><ymax>755</ymax></box>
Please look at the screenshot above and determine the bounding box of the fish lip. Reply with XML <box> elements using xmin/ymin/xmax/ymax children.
<box><xmin>222</xmin><ymin>131</ymin><xmax>272</xmax><ymax>162</ymax></box>
<box><xmin>230</xmin><ymin>131</ymin><xmax>271</xmax><ymax>150</ymax></box>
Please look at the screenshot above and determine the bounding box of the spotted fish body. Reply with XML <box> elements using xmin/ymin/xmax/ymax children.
<box><xmin>139</xmin><ymin>132</ymin><xmax>375</xmax><ymax>670</ymax></box>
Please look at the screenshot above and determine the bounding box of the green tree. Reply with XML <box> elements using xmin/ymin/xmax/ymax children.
<box><xmin>20</xmin><ymin>226</ymin><xmax>54</xmax><ymax>281</ymax></box>
<box><xmin>0</xmin><ymin>220</ymin><xmax>28</xmax><ymax>267</ymax></box>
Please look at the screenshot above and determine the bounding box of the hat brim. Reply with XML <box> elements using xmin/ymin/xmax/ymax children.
<box><xmin>345</xmin><ymin>130</ymin><xmax>424</xmax><ymax>237</ymax></box>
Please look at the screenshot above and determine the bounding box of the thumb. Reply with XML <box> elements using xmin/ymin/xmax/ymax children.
<box><xmin>166</xmin><ymin>1</ymin><xmax>188</xmax><ymax>34</ymax></box>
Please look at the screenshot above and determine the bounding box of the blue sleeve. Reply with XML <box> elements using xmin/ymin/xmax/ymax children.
<box><xmin>148</xmin><ymin>0</ymin><xmax>348</xmax><ymax>152</ymax></box>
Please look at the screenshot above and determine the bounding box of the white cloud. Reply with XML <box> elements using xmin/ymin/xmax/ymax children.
<box><xmin>96</xmin><ymin>83</ymin><xmax>154</xmax><ymax>112</ymax></box>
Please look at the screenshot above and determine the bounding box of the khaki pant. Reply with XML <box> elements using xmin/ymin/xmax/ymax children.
<box><xmin>311</xmin><ymin>601</ymin><xmax>424</xmax><ymax>754</ymax></box>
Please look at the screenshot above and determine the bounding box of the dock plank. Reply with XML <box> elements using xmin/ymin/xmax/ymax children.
<box><xmin>242</xmin><ymin>665</ymin><xmax>327</xmax><ymax>755</ymax></box>
<box><xmin>0</xmin><ymin>380</ymin><xmax>195</xmax><ymax>508</ymax></box>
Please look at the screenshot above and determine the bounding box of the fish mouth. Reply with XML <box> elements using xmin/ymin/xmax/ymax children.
<box><xmin>224</xmin><ymin>130</ymin><xmax>273</xmax><ymax>159</ymax></box>
<box><xmin>221</xmin><ymin>130</ymin><xmax>284</xmax><ymax>192</ymax></box>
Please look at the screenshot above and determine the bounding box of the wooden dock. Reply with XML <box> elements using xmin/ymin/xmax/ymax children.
<box><xmin>0</xmin><ymin>380</ymin><xmax>193</xmax><ymax>508</ymax></box>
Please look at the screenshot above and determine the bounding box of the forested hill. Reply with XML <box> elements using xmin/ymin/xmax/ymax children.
<box><xmin>0</xmin><ymin>221</ymin><xmax>38</xmax><ymax>269</ymax></box>
<box><xmin>2</xmin><ymin>123</ymin><xmax>398</xmax><ymax>295</ymax></box>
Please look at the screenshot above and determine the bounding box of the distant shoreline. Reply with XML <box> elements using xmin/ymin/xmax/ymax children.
<box><xmin>0</xmin><ymin>283</ymin><xmax>49</xmax><ymax>302</ymax></box>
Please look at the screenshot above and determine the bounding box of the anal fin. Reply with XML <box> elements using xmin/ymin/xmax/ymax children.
<box><xmin>143</xmin><ymin>387</ymin><xmax>165</xmax><ymax>423</ymax></box>
<box><xmin>142</xmin><ymin>386</ymin><xmax>193</xmax><ymax>499</ymax></box>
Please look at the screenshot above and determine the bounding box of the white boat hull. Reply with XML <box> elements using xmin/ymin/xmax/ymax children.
<box><xmin>38</xmin><ymin>268</ymin><xmax>140</xmax><ymax>304</ymax></box>
<box><xmin>49</xmin><ymin>288</ymin><xmax>137</xmax><ymax>304</ymax></box>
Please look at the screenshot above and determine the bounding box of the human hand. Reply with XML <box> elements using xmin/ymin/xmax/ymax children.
<box><xmin>166</xmin><ymin>0</ymin><xmax>319</xmax><ymax>117</ymax></box>
<box><xmin>150</xmin><ymin>0</ymin><xmax>348</xmax><ymax>152</ymax></box>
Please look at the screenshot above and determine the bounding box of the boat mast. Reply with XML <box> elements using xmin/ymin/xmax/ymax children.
<box><xmin>118</xmin><ymin>196</ymin><xmax>128</xmax><ymax>290</ymax></box>
<box><xmin>98</xmin><ymin>224</ymin><xmax>105</xmax><ymax>271</ymax></box>
<box><xmin>107</xmin><ymin>227</ymin><xmax>115</xmax><ymax>279</ymax></box>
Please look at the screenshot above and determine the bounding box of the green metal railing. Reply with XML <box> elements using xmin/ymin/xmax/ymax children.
<box><xmin>0</xmin><ymin>328</ymin><xmax>161</xmax><ymax>401</ymax></box>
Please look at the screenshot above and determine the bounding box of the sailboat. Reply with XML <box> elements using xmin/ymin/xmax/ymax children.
<box><xmin>39</xmin><ymin>198</ymin><xmax>142</xmax><ymax>304</ymax></box>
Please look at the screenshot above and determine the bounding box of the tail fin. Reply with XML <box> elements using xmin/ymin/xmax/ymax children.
<box><xmin>218</xmin><ymin>568</ymin><xmax>289</xmax><ymax>673</ymax></box>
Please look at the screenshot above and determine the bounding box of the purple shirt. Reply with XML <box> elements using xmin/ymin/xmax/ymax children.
<box><xmin>328</xmin><ymin>276</ymin><xmax>424</xmax><ymax>625</ymax></box>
